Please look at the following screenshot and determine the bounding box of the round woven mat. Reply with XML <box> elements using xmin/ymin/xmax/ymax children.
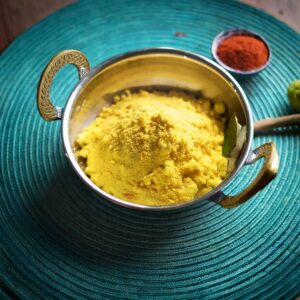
<box><xmin>0</xmin><ymin>0</ymin><xmax>299</xmax><ymax>298</ymax></box>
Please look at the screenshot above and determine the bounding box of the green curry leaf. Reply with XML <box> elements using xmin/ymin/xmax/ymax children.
<box><xmin>222</xmin><ymin>113</ymin><xmax>241</xmax><ymax>157</ymax></box>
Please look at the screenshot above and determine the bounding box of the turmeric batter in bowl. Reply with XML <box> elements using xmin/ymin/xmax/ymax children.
<box><xmin>75</xmin><ymin>90</ymin><xmax>227</xmax><ymax>206</ymax></box>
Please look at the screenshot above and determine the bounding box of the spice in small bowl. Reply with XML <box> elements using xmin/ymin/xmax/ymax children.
<box><xmin>212</xmin><ymin>29</ymin><xmax>271</xmax><ymax>75</ymax></box>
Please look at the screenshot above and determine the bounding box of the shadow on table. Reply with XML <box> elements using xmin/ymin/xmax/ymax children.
<box><xmin>27</xmin><ymin>163</ymin><xmax>216</xmax><ymax>266</ymax></box>
<box><xmin>254</xmin><ymin>127</ymin><xmax>300</xmax><ymax>136</ymax></box>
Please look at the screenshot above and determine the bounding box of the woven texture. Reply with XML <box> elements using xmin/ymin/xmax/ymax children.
<box><xmin>0</xmin><ymin>0</ymin><xmax>299</xmax><ymax>298</ymax></box>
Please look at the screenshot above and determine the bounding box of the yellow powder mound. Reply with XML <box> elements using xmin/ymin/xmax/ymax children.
<box><xmin>75</xmin><ymin>90</ymin><xmax>227</xmax><ymax>206</ymax></box>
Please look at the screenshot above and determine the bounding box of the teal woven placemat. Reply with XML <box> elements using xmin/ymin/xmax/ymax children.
<box><xmin>0</xmin><ymin>0</ymin><xmax>299</xmax><ymax>299</ymax></box>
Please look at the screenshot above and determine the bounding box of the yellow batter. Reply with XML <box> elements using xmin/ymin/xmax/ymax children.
<box><xmin>75</xmin><ymin>90</ymin><xmax>227</xmax><ymax>206</ymax></box>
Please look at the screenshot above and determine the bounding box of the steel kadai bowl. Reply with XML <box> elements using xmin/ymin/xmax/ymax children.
<box><xmin>37</xmin><ymin>48</ymin><xmax>279</xmax><ymax>211</ymax></box>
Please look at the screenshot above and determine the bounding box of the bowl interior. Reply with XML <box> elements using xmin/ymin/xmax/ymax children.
<box><xmin>63</xmin><ymin>49</ymin><xmax>253</xmax><ymax>209</ymax></box>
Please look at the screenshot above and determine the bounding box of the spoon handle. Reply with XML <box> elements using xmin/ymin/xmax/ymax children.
<box><xmin>254</xmin><ymin>114</ymin><xmax>300</xmax><ymax>133</ymax></box>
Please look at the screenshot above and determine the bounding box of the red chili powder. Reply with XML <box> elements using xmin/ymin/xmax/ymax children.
<box><xmin>216</xmin><ymin>35</ymin><xmax>269</xmax><ymax>71</ymax></box>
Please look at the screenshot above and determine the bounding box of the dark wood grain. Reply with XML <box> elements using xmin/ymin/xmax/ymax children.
<box><xmin>0</xmin><ymin>0</ymin><xmax>299</xmax><ymax>52</ymax></box>
<box><xmin>243</xmin><ymin>0</ymin><xmax>300</xmax><ymax>32</ymax></box>
<box><xmin>0</xmin><ymin>0</ymin><xmax>73</xmax><ymax>52</ymax></box>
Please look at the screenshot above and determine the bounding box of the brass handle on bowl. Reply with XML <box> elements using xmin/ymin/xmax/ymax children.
<box><xmin>217</xmin><ymin>142</ymin><xmax>279</xmax><ymax>208</ymax></box>
<box><xmin>37</xmin><ymin>50</ymin><xmax>90</xmax><ymax>121</ymax></box>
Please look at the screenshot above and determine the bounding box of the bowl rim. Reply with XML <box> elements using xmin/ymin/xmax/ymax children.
<box><xmin>211</xmin><ymin>28</ymin><xmax>271</xmax><ymax>75</ymax></box>
<box><xmin>62</xmin><ymin>47</ymin><xmax>254</xmax><ymax>210</ymax></box>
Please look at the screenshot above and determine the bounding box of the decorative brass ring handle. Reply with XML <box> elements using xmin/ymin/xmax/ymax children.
<box><xmin>37</xmin><ymin>50</ymin><xmax>90</xmax><ymax>121</ymax></box>
<box><xmin>217</xmin><ymin>142</ymin><xmax>279</xmax><ymax>208</ymax></box>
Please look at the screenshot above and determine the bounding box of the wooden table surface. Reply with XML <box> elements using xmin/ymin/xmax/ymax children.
<box><xmin>0</xmin><ymin>0</ymin><xmax>299</xmax><ymax>53</ymax></box>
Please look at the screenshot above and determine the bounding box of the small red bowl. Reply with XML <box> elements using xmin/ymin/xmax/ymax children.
<box><xmin>211</xmin><ymin>29</ymin><xmax>271</xmax><ymax>75</ymax></box>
